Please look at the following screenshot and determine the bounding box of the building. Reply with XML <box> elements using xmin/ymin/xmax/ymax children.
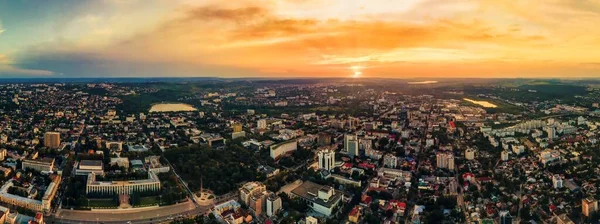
<box><xmin>106</xmin><ymin>142</ymin><xmax>123</xmax><ymax>152</ymax></box>
<box><xmin>266</xmin><ymin>193</ymin><xmax>281</xmax><ymax>217</ymax></box>
<box><xmin>348</xmin><ymin>206</ymin><xmax>361</xmax><ymax>223</ymax></box>
<box><xmin>501</xmin><ymin>150</ymin><xmax>509</xmax><ymax>161</ymax></box>
<box><xmin>0</xmin><ymin>175</ymin><xmax>60</xmax><ymax>212</ymax></box>
<box><xmin>248</xmin><ymin>191</ymin><xmax>267</xmax><ymax>216</ymax></box>
<box><xmin>145</xmin><ymin>156</ymin><xmax>170</xmax><ymax>174</ymax></box>
<box><xmin>383</xmin><ymin>154</ymin><xmax>398</xmax><ymax>168</ymax></box>
<box><xmin>289</xmin><ymin>181</ymin><xmax>342</xmax><ymax>217</ymax></box>
<box><xmin>546</xmin><ymin>126</ymin><xmax>556</xmax><ymax>140</ymax></box>
<box><xmin>0</xmin><ymin>206</ymin><xmax>8</xmax><ymax>224</ymax></box>
<box><xmin>85</xmin><ymin>171</ymin><xmax>160</xmax><ymax>195</ymax></box>
<box><xmin>232</xmin><ymin>131</ymin><xmax>246</xmax><ymax>140</ymax></box>
<box><xmin>232</xmin><ymin>123</ymin><xmax>243</xmax><ymax>133</ymax></box>
<box><xmin>552</xmin><ymin>175</ymin><xmax>563</xmax><ymax>189</ymax></box>
<box><xmin>22</xmin><ymin>157</ymin><xmax>55</xmax><ymax>172</ymax></box>
<box><xmin>317</xmin><ymin>150</ymin><xmax>335</xmax><ymax>171</ymax></box>
<box><xmin>257</xmin><ymin>119</ymin><xmax>267</xmax><ymax>130</ymax></box>
<box><xmin>239</xmin><ymin>182</ymin><xmax>266</xmax><ymax>206</ymax></box>
<box><xmin>317</xmin><ymin>133</ymin><xmax>332</xmax><ymax>146</ymax></box>
<box><xmin>75</xmin><ymin>160</ymin><xmax>104</xmax><ymax>176</ymax></box>
<box><xmin>269</xmin><ymin>140</ymin><xmax>297</xmax><ymax>159</ymax></box>
<box><xmin>583</xmin><ymin>197</ymin><xmax>598</xmax><ymax>217</ymax></box>
<box><xmin>465</xmin><ymin>148</ymin><xmax>476</xmax><ymax>160</ymax></box>
<box><xmin>0</xmin><ymin>148</ymin><xmax>6</xmax><ymax>161</ymax></box>
<box><xmin>344</xmin><ymin>134</ymin><xmax>359</xmax><ymax>158</ymax></box>
<box><xmin>436</xmin><ymin>152</ymin><xmax>454</xmax><ymax>170</ymax></box>
<box><xmin>499</xmin><ymin>211</ymin><xmax>512</xmax><ymax>224</ymax></box>
<box><xmin>213</xmin><ymin>200</ymin><xmax>250</xmax><ymax>224</ymax></box>
<box><xmin>540</xmin><ymin>149</ymin><xmax>560</xmax><ymax>165</ymax></box>
<box><xmin>43</xmin><ymin>132</ymin><xmax>61</xmax><ymax>149</ymax></box>
<box><xmin>306</xmin><ymin>216</ymin><xmax>318</xmax><ymax>224</ymax></box>
<box><xmin>110</xmin><ymin>157</ymin><xmax>130</xmax><ymax>169</ymax></box>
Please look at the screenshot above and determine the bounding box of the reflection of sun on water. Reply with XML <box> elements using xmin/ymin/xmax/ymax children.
<box><xmin>351</xmin><ymin>66</ymin><xmax>363</xmax><ymax>78</ymax></box>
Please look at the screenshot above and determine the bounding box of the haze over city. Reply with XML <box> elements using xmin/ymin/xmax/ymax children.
<box><xmin>1</xmin><ymin>0</ymin><xmax>600</xmax><ymax>78</ymax></box>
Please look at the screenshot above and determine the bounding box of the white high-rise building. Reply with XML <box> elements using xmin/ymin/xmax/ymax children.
<box><xmin>552</xmin><ymin>175</ymin><xmax>563</xmax><ymax>189</ymax></box>
<box><xmin>318</xmin><ymin>150</ymin><xmax>335</xmax><ymax>171</ymax></box>
<box><xmin>266</xmin><ymin>193</ymin><xmax>282</xmax><ymax>217</ymax></box>
<box><xmin>257</xmin><ymin>119</ymin><xmax>267</xmax><ymax>129</ymax></box>
<box><xmin>344</xmin><ymin>134</ymin><xmax>359</xmax><ymax>158</ymax></box>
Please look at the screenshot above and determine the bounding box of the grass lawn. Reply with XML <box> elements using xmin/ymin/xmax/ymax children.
<box><xmin>138</xmin><ymin>196</ymin><xmax>160</xmax><ymax>206</ymax></box>
<box><xmin>86</xmin><ymin>198</ymin><xmax>118</xmax><ymax>208</ymax></box>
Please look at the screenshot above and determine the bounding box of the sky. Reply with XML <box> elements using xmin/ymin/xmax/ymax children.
<box><xmin>0</xmin><ymin>0</ymin><xmax>600</xmax><ymax>78</ymax></box>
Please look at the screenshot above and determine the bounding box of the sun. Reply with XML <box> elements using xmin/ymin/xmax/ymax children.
<box><xmin>351</xmin><ymin>66</ymin><xmax>363</xmax><ymax>78</ymax></box>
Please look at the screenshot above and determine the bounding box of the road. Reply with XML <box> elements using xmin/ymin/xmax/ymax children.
<box><xmin>49</xmin><ymin>201</ymin><xmax>210</xmax><ymax>224</ymax></box>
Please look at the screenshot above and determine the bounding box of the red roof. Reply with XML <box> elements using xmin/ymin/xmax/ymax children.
<box><xmin>397</xmin><ymin>202</ymin><xmax>407</xmax><ymax>209</ymax></box>
<box><xmin>449</xmin><ymin>121</ymin><xmax>456</xmax><ymax>128</ymax></box>
<box><xmin>342</xmin><ymin>163</ymin><xmax>353</xmax><ymax>169</ymax></box>
<box><xmin>361</xmin><ymin>195</ymin><xmax>372</xmax><ymax>205</ymax></box>
<box><xmin>477</xmin><ymin>177</ymin><xmax>492</xmax><ymax>182</ymax></box>
<box><xmin>358</xmin><ymin>162</ymin><xmax>375</xmax><ymax>169</ymax></box>
<box><xmin>349</xmin><ymin>207</ymin><xmax>360</xmax><ymax>216</ymax></box>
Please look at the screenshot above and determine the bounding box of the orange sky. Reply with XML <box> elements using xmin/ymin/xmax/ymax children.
<box><xmin>1</xmin><ymin>0</ymin><xmax>600</xmax><ymax>78</ymax></box>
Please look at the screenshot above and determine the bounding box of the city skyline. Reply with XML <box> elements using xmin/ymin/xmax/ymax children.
<box><xmin>1</xmin><ymin>0</ymin><xmax>600</xmax><ymax>78</ymax></box>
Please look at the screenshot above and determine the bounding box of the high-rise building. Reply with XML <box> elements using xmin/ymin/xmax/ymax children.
<box><xmin>465</xmin><ymin>148</ymin><xmax>476</xmax><ymax>160</ymax></box>
<box><xmin>266</xmin><ymin>193</ymin><xmax>282</xmax><ymax>217</ymax></box>
<box><xmin>499</xmin><ymin>211</ymin><xmax>512</xmax><ymax>224</ymax></box>
<box><xmin>436</xmin><ymin>152</ymin><xmax>454</xmax><ymax>170</ymax></box>
<box><xmin>552</xmin><ymin>175</ymin><xmax>563</xmax><ymax>189</ymax></box>
<box><xmin>546</xmin><ymin>126</ymin><xmax>556</xmax><ymax>140</ymax></box>
<box><xmin>232</xmin><ymin>123</ymin><xmax>243</xmax><ymax>133</ymax></box>
<box><xmin>44</xmin><ymin>132</ymin><xmax>61</xmax><ymax>149</ymax></box>
<box><xmin>344</xmin><ymin>134</ymin><xmax>359</xmax><ymax>158</ymax></box>
<box><xmin>383</xmin><ymin>154</ymin><xmax>398</xmax><ymax>168</ymax></box>
<box><xmin>583</xmin><ymin>197</ymin><xmax>598</xmax><ymax>217</ymax></box>
<box><xmin>501</xmin><ymin>150</ymin><xmax>509</xmax><ymax>161</ymax></box>
<box><xmin>257</xmin><ymin>119</ymin><xmax>267</xmax><ymax>130</ymax></box>
<box><xmin>239</xmin><ymin>182</ymin><xmax>266</xmax><ymax>206</ymax></box>
<box><xmin>318</xmin><ymin>150</ymin><xmax>335</xmax><ymax>171</ymax></box>
<box><xmin>318</xmin><ymin>133</ymin><xmax>332</xmax><ymax>146</ymax></box>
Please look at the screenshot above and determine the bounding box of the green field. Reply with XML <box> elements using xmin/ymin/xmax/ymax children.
<box><xmin>139</xmin><ymin>196</ymin><xmax>160</xmax><ymax>206</ymax></box>
<box><xmin>86</xmin><ymin>198</ymin><xmax>118</xmax><ymax>208</ymax></box>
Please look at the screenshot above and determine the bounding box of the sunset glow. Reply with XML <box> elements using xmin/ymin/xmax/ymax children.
<box><xmin>1</xmin><ymin>0</ymin><xmax>599</xmax><ymax>78</ymax></box>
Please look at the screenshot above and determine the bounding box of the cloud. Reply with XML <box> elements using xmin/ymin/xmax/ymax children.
<box><xmin>4</xmin><ymin>0</ymin><xmax>600</xmax><ymax>78</ymax></box>
<box><xmin>183</xmin><ymin>5</ymin><xmax>268</xmax><ymax>22</ymax></box>
<box><xmin>0</xmin><ymin>66</ymin><xmax>54</xmax><ymax>76</ymax></box>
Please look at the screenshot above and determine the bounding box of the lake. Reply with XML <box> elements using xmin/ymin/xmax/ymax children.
<box><xmin>149</xmin><ymin>103</ymin><xmax>197</xmax><ymax>112</ymax></box>
<box><xmin>463</xmin><ymin>98</ymin><xmax>498</xmax><ymax>108</ymax></box>
<box><xmin>408</xmin><ymin>81</ymin><xmax>438</xmax><ymax>85</ymax></box>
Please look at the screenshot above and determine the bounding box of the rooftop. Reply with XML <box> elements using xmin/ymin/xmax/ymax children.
<box><xmin>290</xmin><ymin>181</ymin><xmax>342</xmax><ymax>209</ymax></box>
<box><xmin>80</xmin><ymin>160</ymin><xmax>103</xmax><ymax>167</ymax></box>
